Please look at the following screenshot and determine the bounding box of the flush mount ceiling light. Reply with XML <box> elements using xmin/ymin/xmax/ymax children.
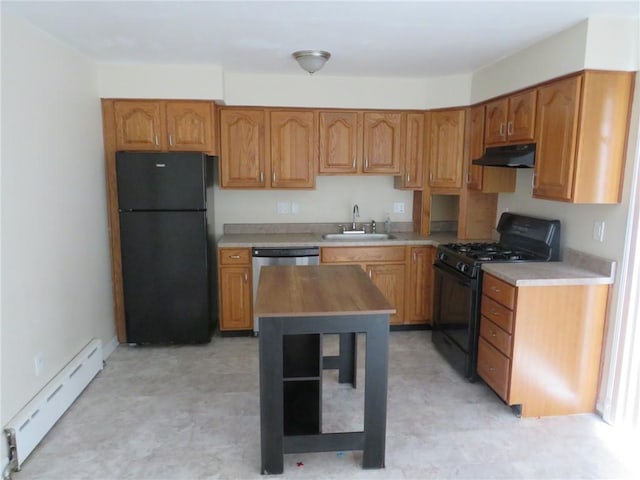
<box><xmin>292</xmin><ymin>50</ymin><xmax>331</xmax><ymax>75</ymax></box>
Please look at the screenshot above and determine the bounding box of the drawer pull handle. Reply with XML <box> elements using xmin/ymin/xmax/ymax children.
<box><xmin>490</xmin><ymin>309</ymin><xmax>500</xmax><ymax>316</ymax></box>
<box><xmin>491</xmin><ymin>286</ymin><xmax>501</xmax><ymax>292</ymax></box>
<box><xmin>229</xmin><ymin>255</ymin><xmax>241</xmax><ymax>259</ymax></box>
<box><xmin>489</xmin><ymin>367</ymin><xmax>495</xmax><ymax>372</ymax></box>
<box><xmin>490</xmin><ymin>330</ymin><xmax>497</xmax><ymax>337</ymax></box>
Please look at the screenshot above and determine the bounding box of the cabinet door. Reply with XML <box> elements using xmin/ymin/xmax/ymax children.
<box><xmin>270</xmin><ymin>110</ymin><xmax>316</xmax><ymax>188</ymax></box>
<box><xmin>367</xmin><ymin>264</ymin><xmax>405</xmax><ymax>325</ymax></box>
<box><xmin>429</xmin><ymin>109</ymin><xmax>465</xmax><ymax>189</ymax></box>
<box><xmin>533</xmin><ymin>76</ymin><xmax>582</xmax><ymax>201</ymax></box>
<box><xmin>363</xmin><ymin>112</ymin><xmax>402</xmax><ymax>174</ymax></box>
<box><xmin>318</xmin><ymin>111</ymin><xmax>361</xmax><ymax>174</ymax></box>
<box><xmin>399</xmin><ymin>113</ymin><xmax>426</xmax><ymax>189</ymax></box>
<box><xmin>405</xmin><ymin>246</ymin><xmax>434</xmax><ymax>324</ymax></box>
<box><xmin>466</xmin><ymin>105</ymin><xmax>485</xmax><ymax>191</ymax></box>
<box><xmin>166</xmin><ymin>101</ymin><xmax>213</xmax><ymax>152</ymax></box>
<box><xmin>507</xmin><ymin>89</ymin><xmax>536</xmax><ymax>143</ymax></box>
<box><xmin>219</xmin><ymin>266</ymin><xmax>252</xmax><ymax>331</ymax></box>
<box><xmin>219</xmin><ymin>108</ymin><xmax>267</xmax><ymax>188</ymax></box>
<box><xmin>114</xmin><ymin>100</ymin><xmax>164</xmax><ymax>151</ymax></box>
<box><xmin>484</xmin><ymin>98</ymin><xmax>508</xmax><ymax>145</ymax></box>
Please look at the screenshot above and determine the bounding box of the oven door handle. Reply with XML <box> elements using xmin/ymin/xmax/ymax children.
<box><xmin>433</xmin><ymin>262</ymin><xmax>475</xmax><ymax>287</ymax></box>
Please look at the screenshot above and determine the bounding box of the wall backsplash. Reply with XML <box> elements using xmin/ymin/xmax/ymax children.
<box><xmin>212</xmin><ymin>175</ymin><xmax>420</xmax><ymax>238</ymax></box>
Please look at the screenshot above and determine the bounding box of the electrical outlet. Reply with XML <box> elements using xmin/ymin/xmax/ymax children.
<box><xmin>291</xmin><ymin>202</ymin><xmax>299</xmax><ymax>215</ymax></box>
<box><xmin>34</xmin><ymin>353</ymin><xmax>44</xmax><ymax>376</ymax></box>
<box><xmin>393</xmin><ymin>202</ymin><xmax>405</xmax><ymax>214</ymax></box>
<box><xmin>593</xmin><ymin>221</ymin><xmax>605</xmax><ymax>242</ymax></box>
<box><xmin>276</xmin><ymin>201</ymin><xmax>291</xmax><ymax>215</ymax></box>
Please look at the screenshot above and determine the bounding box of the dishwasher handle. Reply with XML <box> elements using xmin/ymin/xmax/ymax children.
<box><xmin>252</xmin><ymin>247</ymin><xmax>319</xmax><ymax>258</ymax></box>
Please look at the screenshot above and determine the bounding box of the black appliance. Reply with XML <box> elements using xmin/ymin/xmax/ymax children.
<box><xmin>116</xmin><ymin>151</ymin><xmax>212</xmax><ymax>344</ymax></box>
<box><xmin>432</xmin><ymin>212</ymin><xmax>560</xmax><ymax>380</ymax></box>
<box><xmin>472</xmin><ymin>143</ymin><xmax>536</xmax><ymax>168</ymax></box>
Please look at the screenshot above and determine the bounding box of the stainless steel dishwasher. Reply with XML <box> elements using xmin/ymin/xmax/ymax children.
<box><xmin>252</xmin><ymin>246</ymin><xmax>320</xmax><ymax>334</ymax></box>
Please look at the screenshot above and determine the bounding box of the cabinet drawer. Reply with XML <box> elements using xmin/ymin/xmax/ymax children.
<box><xmin>477</xmin><ymin>337</ymin><xmax>510</xmax><ymax>401</ymax></box>
<box><xmin>480</xmin><ymin>317</ymin><xmax>513</xmax><ymax>357</ymax></box>
<box><xmin>219</xmin><ymin>248</ymin><xmax>250</xmax><ymax>265</ymax></box>
<box><xmin>481</xmin><ymin>296</ymin><xmax>514</xmax><ymax>333</ymax></box>
<box><xmin>483</xmin><ymin>274</ymin><xmax>516</xmax><ymax>309</ymax></box>
<box><xmin>321</xmin><ymin>246</ymin><xmax>405</xmax><ymax>263</ymax></box>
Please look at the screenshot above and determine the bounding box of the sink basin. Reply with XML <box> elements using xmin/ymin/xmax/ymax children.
<box><xmin>321</xmin><ymin>233</ymin><xmax>396</xmax><ymax>241</ymax></box>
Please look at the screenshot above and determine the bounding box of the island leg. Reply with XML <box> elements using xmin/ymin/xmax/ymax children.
<box><xmin>338</xmin><ymin>332</ymin><xmax>357</xmax><ymax>387</ymax></box>
<box><xmin>259</xmin><ymin>317</ymin><xmax>284</xmax><ymax>475</ymax></box>
<box><xmin>362</xmin><ymin>315</ymin><xmax>389</xmax><ymax>469</ymax></box>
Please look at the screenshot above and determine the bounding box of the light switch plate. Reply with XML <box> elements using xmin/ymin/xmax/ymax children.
<box><xmin>593</xmin><ymin>221</ymin><xmax>605</xmax><ymax>242</ymax></box>
<box><xmin>393</xmin><ymin>202</ymin><xmax>405</xmax><ymax>214</ymax></box>
<box><xmin>276</xmin><ymin>201</ymin><xmax>291</xmax><ymax>214</ymax></box>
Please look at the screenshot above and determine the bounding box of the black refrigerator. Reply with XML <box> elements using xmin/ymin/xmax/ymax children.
<box><xmin>116</xmin><ymin>151</ymin><xmax>211</xmax><ymax>344</ymax></box>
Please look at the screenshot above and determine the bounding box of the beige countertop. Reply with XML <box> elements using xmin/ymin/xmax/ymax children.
<box><xmin>218</xmin><ymin>231</ymin><xmax>463</xmax><ymax>248</ymax></box>
<box><xmin>482</xmin><ymin>248</ymin><xmax>616</xmax><ymax>287</ymax></box>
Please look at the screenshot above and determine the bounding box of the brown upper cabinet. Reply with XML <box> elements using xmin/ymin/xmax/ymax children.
<box><xmin>428</xmin><ymin>108</ymin><xmax>466</xmax><ymax>192</ymax></box>
<box><xmin>394</xmin><ymin>112</ymin><xmax>426</xmax><ymax>190</ymax></box>
<box><xmin>113</xmin><ymin>100</ymin><xmax>216</xmax><ymax>154</ymax></box>
<box><xmin>466</xmin><ymin>104</ymin><xmax>516</xmax><ymax>193</ymax></box>
<box><xmin>318</xmin><ymin>110</ymin><xmax>362</xmax><ymax>174</ymax></box>
<box><xmin>362</xmin><ymin>112</ymin><xmax>403</xmax><ymax>174</ymax></box>
<box><xmin>219</xmin><ymin>108</ymin><xmax>267</xmax><ymax>188</ymax></box>
<box><xmin>269</xmin><ymin>110</ymin><xmax>316</xmax><ymax>188</ymax></box>
<box><xmin>533</xmin><ymin>71</ymin><xmax>634</xmax><ymax>203</ymax></box>
<box><xmin>318</xmin><ymin>110</ymin><xmax>420</xmax><ymax>181</ymax></box>
<box><xmin>484</xmin><ymin>89</ymin><xmax>536</xmax><ymax>146</ymax></box>
<box><xmin>218</xmin><ymin>107</ymin><xmax>316</xmax><ymax>189</ymax></box>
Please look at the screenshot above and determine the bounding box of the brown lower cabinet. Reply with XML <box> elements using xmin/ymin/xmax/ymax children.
<box><xmin>217</xmin><ymin>244</ymin><xmax>435</xmax><ymax>331</ymax></box>
<box><xmin>321</xmin><ymin>245</ymin><xmax>434</xmax><ymax>326</ymax></box>
<box><xmin>477</xmin><ymin>273</ymin><xmax>609</xmax><ymax>417</ymax></box>
<box><xmin>218</xmin><ymin>248</ymin><xmax>253</xmax><ymax>331</ymax></box>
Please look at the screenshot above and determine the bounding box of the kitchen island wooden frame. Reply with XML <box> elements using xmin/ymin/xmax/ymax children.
<box><xmin>254</xmin><ymin>265</ymin><xmax>394</xmax><ymax>475</ymax></box>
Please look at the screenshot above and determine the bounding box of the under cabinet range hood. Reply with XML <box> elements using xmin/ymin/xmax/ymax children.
<box><xmin>472</xmin><ymin>142</ymin><xmax>536</xmax><ymax>168</ymax></box>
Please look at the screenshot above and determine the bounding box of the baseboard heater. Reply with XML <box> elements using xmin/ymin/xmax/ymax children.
<box><xmin>3</xmin><ymin>339</ymin><xmax>103</xmax><ymax>475</ymax></box>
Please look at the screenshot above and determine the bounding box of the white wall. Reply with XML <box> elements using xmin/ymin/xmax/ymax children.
<box><xmin>223</xmin><ymin>72</ymin><xmax>472</xmax><ymax>108</ymax></box>
<box><xmin>1</xmin><ymin>12</ymin><xmax>115</xmax><ymax>433</ymax></box>
<box><xmin>97</xmin><ymin>62</ymin><xmax>225</xmax><ymax>100</ymax></box>
<box><xmin>213</xmin><ymin>176</ymin><xmax>413</xmax><ymax>235</ymax></box>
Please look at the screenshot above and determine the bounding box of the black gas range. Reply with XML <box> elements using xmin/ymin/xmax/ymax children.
<box><xmin>432</xmin><ymin>213</ymin><xmax>561</xmax><ymax>380</ymax></box>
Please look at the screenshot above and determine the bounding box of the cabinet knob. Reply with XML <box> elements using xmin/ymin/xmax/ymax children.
<box><xmin>352</xmin><ymin>157</ymin><xmax>356</xmax><ymax>169</ymax></box>
<box><xmin>272</xmin><ymin>172</ymin><xmax>276</xmax><ymax>183</ymax></box>
<box><xmin>260</xmin><ymin>171</ymin><xmax>264</xmax><ymax>183</ymax></box>
<box><xmin>169</xmin><ymin>134</ymin><xmax>174</xmax><ymax>146</ymax></box>
<box><xmin>507</xmin><ymin>121</ymin><xmax>514</xmax><ymax>136</ymax></box>
<box><xmin>499</xmin><ymin>123</ymin><xmax>505</xmax><ymax>138</ymax></box>
<box><xmin>154</xmin><ymin>135</ymin><xmax>159</xmax><ymax>145</ymax></box>
<box><xmin>406</xmin><ymin>174</ymin><xmax>410</xmax><ymax>183</ymax></box>
<box><xmin>244</xmin><ymin>272</ymin><xmax>248</xmax><ymax>282</ymax></box>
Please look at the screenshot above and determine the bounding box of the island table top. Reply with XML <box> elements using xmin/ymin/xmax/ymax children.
<box><xmin>254</xmin><ymin>265</ymin><xmax>395</xmax><ymax>318</ymax></box>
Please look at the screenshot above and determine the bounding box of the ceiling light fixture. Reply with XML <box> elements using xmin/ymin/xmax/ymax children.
<box><xmin>292</xmin><ymin>50</ymin><xmax>331</xmax><ymax>75</ymax></box>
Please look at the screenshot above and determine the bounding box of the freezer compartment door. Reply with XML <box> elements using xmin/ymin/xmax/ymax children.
<box><xmin>120</xmin><ymin>211</ymin><xmax>210</xmax><ymax>344</ymax></box>
<box><xmin>116</xmin><ymin>152</ymin><xmax>206</xmax><ymax>210</ymax></box>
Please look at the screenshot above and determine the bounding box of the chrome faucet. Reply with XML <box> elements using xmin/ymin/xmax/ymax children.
<box><xmin>352</xmin><ymin>204</ymin><xmax>360</xmax><ymax>231</ymax></box>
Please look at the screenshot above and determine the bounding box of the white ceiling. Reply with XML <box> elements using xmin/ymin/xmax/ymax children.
<box><xmin>3</xmin><ymin>1</ymin><xmax>639</xmax><ymax>78</ymax></box>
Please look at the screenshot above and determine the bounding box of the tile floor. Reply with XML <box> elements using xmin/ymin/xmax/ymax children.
<box><xmin>13</xmin><ymin>331</ymin><xmax>639</xmax><ymax>480</ymax></box>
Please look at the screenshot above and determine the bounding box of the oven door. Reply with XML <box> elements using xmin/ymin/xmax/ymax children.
<box><xmin>432</xmin><ymin>262</ymin><xmax>480</xmax><ymax>380</ymax></box>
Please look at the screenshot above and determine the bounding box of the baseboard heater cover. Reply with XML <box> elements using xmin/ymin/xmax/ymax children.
<box><xmin>4</xmin><ymin>339</ymin><xmax>103</xmax><ymax>473</ymax></box>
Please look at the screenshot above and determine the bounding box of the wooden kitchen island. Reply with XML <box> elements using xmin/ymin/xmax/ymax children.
<box><xmin>254</xmin><ymin>265</ymin><xmax>394</xmax><ymax>475</ymax></box>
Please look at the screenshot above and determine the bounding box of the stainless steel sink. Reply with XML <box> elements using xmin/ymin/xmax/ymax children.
<box><xmin>321</xmin><ymin>233</ymin><xmax>396</xmax><ymax>241</ymax></box>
